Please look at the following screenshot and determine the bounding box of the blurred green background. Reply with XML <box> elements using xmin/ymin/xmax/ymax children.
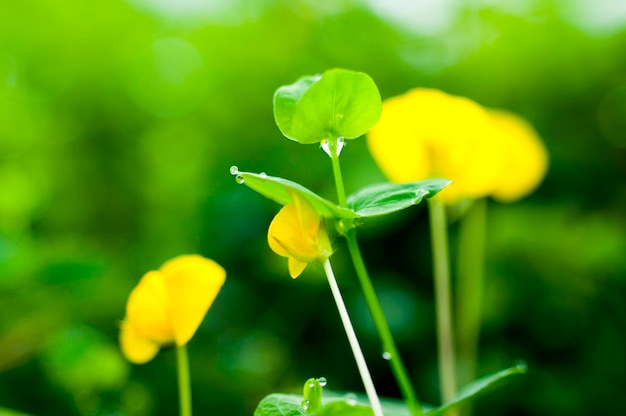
<box><xmin>1</xmin><ymin>0</ymin><xmax>625</xmax><ymax>415</ymax></box>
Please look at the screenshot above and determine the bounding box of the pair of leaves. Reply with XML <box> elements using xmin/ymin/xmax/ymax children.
<box><xmin>234</xmin><ymin>170</ymin><xmax>450</xmax><ymax>221</ymax></box>
<box><xmin>254</xmin><ymin>362</ymin><xmax>527</xmax><ymax>416</ymax></box>
<box><xmin>274</xmin><ymin>69</ymin><xmax>382</xmax><ymax>144</ymax></box>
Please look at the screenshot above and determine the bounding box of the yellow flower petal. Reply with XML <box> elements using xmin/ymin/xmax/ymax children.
<box><xmin>367</xmin><ymin>88</ymin><xmax>507</xmax><ymax>204</ymax></box>
<box><xmin>126</xmin><ymin>270</ymin><xmax>174</xmax><ymax>344</ymax></box>
<box><xmin>267</xmin><ymin>192</ymin><xmax>332</xmax><ymax>277</ymax></box>
<box><xmin>268</xmin><ymin>200</ymin><xmax>319</xmax><ymax>263</ymax></box>
<box><xmin>119</xmin><ymin>320</ymin><xmax>160</xmax><ymax>364</ymax></box>
<box><xmin>288</xmin><ymin>257</ymin><xmax>308</xmax><ymax>278</ymax></box>
<box><xmin>488</xmin><ymin>110</ymin><xmax>548</xmax><ymax>202</ymax></box>
<box><xmin>160</xmin><ymin>255</ymin><xmax>226</xmax><ymax>346</ymax></box>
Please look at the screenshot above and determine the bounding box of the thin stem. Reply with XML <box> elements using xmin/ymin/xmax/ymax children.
<box><xmin>327</xmin><ymin>139</ymin><xmax>348</xmax><ymax>208</ymax></box>
<box><xmin>456</xmin><ymin>198</ymin><xmax>487</xmax><ymax>416</ymax></box>
<box><xmin>345</xmin><ymin>230</ymin><xmax>423</xmax><ymax>416</ymax></box>
<box><xmin>322</xmin><ymin>259</ymin><xmax>384</xmax><ymax>416</ymax></box>
<box><xmin>176</xmin><ymin>345</ymin><xmax>192</xmax><ymax>416</ymax></box>
<box><xmin>327</xmin><ymin>143</ymin><xmax>422</xmax><ymax>415</ymax></box>
<box><xmin>427</xmin><ymin>200</ymin><xmax>457</xmax><ymax>410</ymax></box>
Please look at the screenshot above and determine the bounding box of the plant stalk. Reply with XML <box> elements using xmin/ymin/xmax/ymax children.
<box><xmin>345</xmin><ymin>230</ymin><xmax>423</xmax><ymax>416</ymax></box>
<box><xmin>322</xmin><ymin>259</ymin><xmax>384</xmax><ymax>416</ymax></box>
<box><xmin>325</xmin><ymin>141</ymin><xmax>422</xmax><ymax>415</ymax></box>
<box><xmin>456</xmin><ymin>198</ymin><xmax>487</xmax><ymax>416</ymax></box>
<box><xmin>176</xmin><ymin>344</ymin><xmax>193</xmax><ymax>416</ymax></box>
<box><xmin>428</xmin><ymin>199</ymin><xmax>457</xmax><ymax>413</ymax></box>
<box><xmin>327</xmin><ymin>138</ymin><xmax>348</xmax><ymax>208</ymax></box>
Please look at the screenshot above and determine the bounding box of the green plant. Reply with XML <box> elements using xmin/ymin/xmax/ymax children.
<box><xmin>234</xmin><ymin>68</ymin><xmax>527</xmax><ymax>416</ymax></box>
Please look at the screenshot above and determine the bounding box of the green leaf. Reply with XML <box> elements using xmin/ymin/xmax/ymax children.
<box><xmin>310</xmin><ymin>401</ymin><xmax>373</xmax><ymax>416</ymax></box>
<box><xmin>274</xmin><ymin>74</ymin><xmax>322</xmax><ymax>142</ymax></box>
<box><xmin>303</xmin><ymin>378</ymin><xmax>324</xmax><ymax>413</ymax></box>
<box><xmin>274</xmin><ymin>69</ymin><xmax>381</xmax><ymax>144</ymax></box>
<box><xmin>235</xmin><ymin>171</ymin><xmax>358</xmax><ymax>219</ymax></box>
<box><xmin>347</xmin><ymin>179</ymin><xmax>451</xmax><ymax>217</ymax></box>
<box><xmin>424</xmin><ymin>362</ymin><xmax>528</xmax><ymax>416</ymax></box>
<box><xmin>254</xmin><ymin>391</ymin><xmax>431</xmax><ymax>416</ymax></box>
<box><xmin>254</xmin><ymin>394</ymin><xmax>306</xmax><ymax>416</ymax></box>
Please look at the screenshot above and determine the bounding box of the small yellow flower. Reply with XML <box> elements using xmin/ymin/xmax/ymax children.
<box><xmin>487</xmin><ymin>109</ymin><xmax>549</xmax><ymax>202</ymax></box>
<box><xmin>119</xmin><ymin>255</ymin><xmax>226</xmax><ymax>364</ymax></box>
<box><xmin>267</xmin><ymin>191</ymin><xmax>332</xmax><ymax>278</ymax></box>
<box><xmin>367</xmin><ymin>88</ymin><xmax>506</xmax><ymax>203</ymax></box>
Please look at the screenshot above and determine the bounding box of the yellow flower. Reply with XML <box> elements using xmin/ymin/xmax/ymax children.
<box><xmin>367</xmin><ymin>88</ymin><xmax>506</xmax><ymax>203</ymax></box>
<box><xmin>487</xmin><ymin>109</ymin><xmax>549</xmax><ymax>202</ymax></box>
<box><xmin>119</xmin><ymin>255</ymin><xmax>226</xmax><ymax>364</ymax></box>
<box><xmin>267</xmin><ymin>191</ymin><xmax>332</xmax><ymax>278</ymax></box>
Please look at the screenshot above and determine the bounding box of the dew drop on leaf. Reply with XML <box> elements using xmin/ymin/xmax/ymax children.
<box><xmin>229</xmin><ymin>165</ymin><xmax>239</xmax><ymax>175</ymax></box>
<box><xmin>318</xmin><ymin>377</ymin><xmax>327</xmax><ymax>387</ymax></box>
<box><xmin>344</xmin><ymin>393</ymin><xmax>357</xmax><ymax>405</ymax></box>
<box><xmin>382</xmin><ymin>351</ymin><xmax>392</xmax><ymax>360</ymax></box>
<box><xmin>301</xmin><ymin>400</ymin><xmax>309</xmax><ymax>410</ymax></box>
<box><xmin>235</xmin><ymin>175</ymin><xmax>245</xmax><ymax>184</ymax></box>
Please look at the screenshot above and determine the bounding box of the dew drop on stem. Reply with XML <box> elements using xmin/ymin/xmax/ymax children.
<box><xmin>382</xmin><ymin>351</ymin><xmax>392</xmax><ymax>360</ymax></box>
<box><xmin>320</xmin><ymin>137</ymin><xmax>345</xmax><ymax>157</ymax></box>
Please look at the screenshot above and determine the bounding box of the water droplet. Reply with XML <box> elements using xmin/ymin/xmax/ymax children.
<box><xmin>336</xmin><ymin>137</ymin><xmax>345</xmax><ymax>155</ymax></box>
<box><xmin>320</xmin><ymin>137</ymin><xmax>346</xmax><ymax>157</ymax></box>
<box><xmin>301</xmin><ymin>400</ymin><xmax>309</xmax><ymax>410</ymax></box>
<box><xmin>320</xmin><ymin>139</ymin><xmax>330</xmax><ymax>156</ymax></box>
<box><xmin>344</xmin><ymin>393</ymin><xmax>357</xmax><ymax>405</ymax></box>
<box><xmin>235</xmin><ymin>175</ymin><xmax>245</xmax><ymax>184</ymax></box>
<box><xmin>260</xmin><ymin>172</ymin><xmax>267</xmax><ymax>178</ymax></box>
<box><xmin>382</xmin><ymin>351</ymin><xmax>392</xmax><ymax>360</ymax></box>
<box><xmin>318</xmin><ymin>377</ymin><xmax>327</xmax><ymax>387</ymax></box>
<box><xmin>229</xmin><ymin>165</ymin><xmax>239</xmax><ymax>175</ymax></box>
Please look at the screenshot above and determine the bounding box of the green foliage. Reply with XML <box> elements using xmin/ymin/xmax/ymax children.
<box><xmin>255</xmin><ymin>362</ymin><xmax>525</xmax><ymax>416</ymax></box>
<box><xmin>311</xmin><ymin>401</ymin><xmax>373</xmax><ymax>416</ymax></box>
<box><xmin>274</xmin><ymin>69</ymin><xmax>381</xmax><ymax>144</ymax></box>
<box><xmin>233</xmin><ymin>170</ymin><xmax>357</xmax><ymax>219</ymax></box>
<box><xmin>347</xmin><ymin>180</ymin><xmax>451</xmax><ymax>217</ymax></box>
<box><xmin>234</xmin><ymin>170</ymin><xmax>449</xmax><ymax>220</ymax></box>
<box><xmin>426</xmin><ymin>362</ymin><xmax>527</xmax><ymax>416</ymax></box>
<box><xmin>1</xmin><ymin>1</ymin><xmax>624</xmax><ymax>415</ymax></box>
<box><xmin>254</xmin><ymin>394</ymin><xmax>305</xmax><ymax>416</ymax></box>
<box><xmin>303</xmin><ymin>378</ymin><xmax>324</xmax><ymax>413</ymax></box>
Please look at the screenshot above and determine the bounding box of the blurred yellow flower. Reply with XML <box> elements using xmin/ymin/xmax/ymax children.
<box><xmin>487</xmin><ymin>109</ymin><xmax>549</xmax><ymax>202</ymax></box>
<box><xmin>367</xmin><ymin>88</ymin><xmax>548</xmax><ymax>204</ymax></box>
<box><xmin>268</xmin><ymin>191</ymin><xmax>332</xmax><ymax>278</ymax></box>
<box><xmin>119</xmin><ymin>255</ymin><xmax>226</xmax><ymax>364</ymax></box>
<box><xmin>367</xmin><ymin>88</ymin><xmax>506</xmax><ymax>203</ymax></box>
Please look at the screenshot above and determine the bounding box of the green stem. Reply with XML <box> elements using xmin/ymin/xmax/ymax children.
<box><xmin>176</xmin><ymin>345</ymin><xmax>192</xmax><ymax>416</ymax></box>
<box><xmin>325</xmin><ymin>141</ymin><xmax>422</xmax><ymax>415</ymax></box>
<box><xmin>427</xmin><ymin>200</ymin><xmax>457</xmax><ymax>410</ymax></box>
<box><xmin>327</xmin><ymin>138</ymin><xmax>348</xmax><ymax>208</ymax></box>
<box><xmin>322</xmin><ymin>259</ymin><xmax>384</xmax><ymax>416</ymax></box>
<box><xmin>345</xmin><ymin>230</ymin><xmax>423</xmax><ymax>416</ymax></box>
<box><xmin>455</xmin><ymin>198</ymin><xmax>487</xmax><ymax>416</ymax></box>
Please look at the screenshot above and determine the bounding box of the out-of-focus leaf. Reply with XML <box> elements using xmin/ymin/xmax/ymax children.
<box><xmin>0</xmin><ymin>408</ymin><xmax>33</xmax><ymax>416</ymax></box>
<box><xmin>424</xmin><ymin>362</ymin><xmax>528</xmax><ymax>416</ymax></box>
